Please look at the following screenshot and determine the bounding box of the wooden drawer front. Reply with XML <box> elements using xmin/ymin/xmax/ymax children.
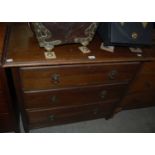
<box><xmin>27</xmin><ymin>102</ymin><xmax>115</xmax><ymax>129</ymax></box>
<box><xmin>24</xmin><ymin>84</ymin><xmax>127</xmax><ymax>109</ymax></box>
<box><xmin>0</xmin><ymin>93</ymin><xmax>9</xmax><ymax>113</ymax></box>
<box><xmin>0</xmin><ymin>114</ymin><xmax>14</xmax><ymax>132</ymax></box>
<box><xmin>20</xmin><ymin>63</ymin><xmax>139</xmax><ymax>91</ymax></box>
<box><xmin>129</xmin><ymin>74</ymin><xmax>155</xmax><ymax>93</ymax></box>
<box><xmin>121</xmin><ymin>92</ymin><xmax>155</xmax><ymax>109</ymax></box>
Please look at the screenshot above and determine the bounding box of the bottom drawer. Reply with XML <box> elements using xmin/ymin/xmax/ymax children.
<box><xmin>27</xmin><ymin>101</ymin><xmax>117</xmax><ymax>129</ymax></box>
<box><xmin>0</xmin><ymin>114</ymin><xmax>14</xmax><ymax>132</ymax></box>
<box><xmin>121</xmin><ymin>92</ymin><xmax>155</xmax><ymax>109</ymax></box>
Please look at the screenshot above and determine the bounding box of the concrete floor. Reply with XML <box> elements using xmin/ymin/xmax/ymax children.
<box><xmin>21</xmin><ymin>107</ymin><xmax>155</xmax><ymax>133</ymax></box>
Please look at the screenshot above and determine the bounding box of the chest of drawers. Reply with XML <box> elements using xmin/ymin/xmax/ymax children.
<box><xmin>3</xmin><ymin>23</ymin><xmax>155</xmax><ymax>132</ymax></box>
<box><xmin>12</xmin><ymin>62</ymin><xmax>140</xmax><ymax>132</ymax></box>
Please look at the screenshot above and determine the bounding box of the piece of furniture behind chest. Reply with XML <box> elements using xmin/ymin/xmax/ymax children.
<box><xmin>0</xmin><ymin>23</ymin><xmax>19</xmax><ymax>132</ymax></box>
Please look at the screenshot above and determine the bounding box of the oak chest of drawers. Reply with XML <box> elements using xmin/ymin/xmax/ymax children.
<box><xmin>0</xmin><ymin>24</ymin><xmax>19</xmax><ymax>132</ymax></box>
<box><xmin>3</xmin><ymin>23</ymin><xmax>155</xmax><ymax>132</ymax></box>
<box><xmin>17</xmin><ymin>62</ymin><xmax>139</xmax><ymax>131</ymax></box>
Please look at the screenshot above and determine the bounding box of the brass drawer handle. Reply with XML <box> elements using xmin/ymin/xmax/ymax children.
<box><xmin>100</xmin><ymin>90</ymin><xmax>107</xmax><ymax>99</ymax></box>
<box><xmin>49</xmin><ymin>115</ymin><xmax>55</xmax><ymax>121</ymax></box>
<box><xmin>50</xmin><ymin>96</ymin><xmax>58</xmax><ymax>103</ymax></box>
<box><xmin>93</xmin><ymin>108</ymin><xmax>99</xmax><ymax>115</ymax></box>
<box><xmin>108</xmin><ymin>70</ymin><xmax>118</xmax><ymax>80</ymax></box>
<box><xmin>52</xmin><ymin>73</ymin><xmax>60</xmax><ymax>84</ymax></box>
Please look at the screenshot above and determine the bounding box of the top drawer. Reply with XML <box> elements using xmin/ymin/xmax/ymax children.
<box><xmin>20</xmin><ymin>63</ymin><xmax>140</xmax><ymax>91</ymax></box>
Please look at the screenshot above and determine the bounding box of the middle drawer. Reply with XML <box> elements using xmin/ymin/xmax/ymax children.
<box><xmin>23</xmin><ymin>84</ymin><xmax>127</xmax><ymax>110</ymax></box>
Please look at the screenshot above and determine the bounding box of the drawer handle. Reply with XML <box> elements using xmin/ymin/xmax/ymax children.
<box><xmin>100</xmin><ymin>90</ymin><xmax>107</xmax><ymax>99</ymax></box>
<box><xmin>52</xmin><ymin>74</ymin><xmax>60</xmax><ymax>84</ymax></box>
<box><xmin>49</xmin><ymin>115</ymin><xmax>55</xmax><ymax>121</ymax></box>
<box><xmin>108</xmin><ymin>70</ymin><xmax>118</xmax><ymax>80</ymax></box>
<box><xmin>50</xmin><ymin>96</ymin><xmax>58</xmax><ymax>103</ymax></box>
<box><xmin>93</xmin><ymin>108</ymin><xmax>99</xmax><ymax>115</ymax></box>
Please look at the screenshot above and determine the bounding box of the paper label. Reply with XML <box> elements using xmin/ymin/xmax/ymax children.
<box><xmin>6</xmin><ymin>59</ymin><xmax>13</xmax><ymax>62</ymax></box>
<box><xmin>88</xmin><ymin>55</ymin><xmax>96</xmax><ymax>60</ymax></box>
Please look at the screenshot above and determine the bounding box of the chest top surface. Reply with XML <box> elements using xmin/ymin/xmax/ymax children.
<box><xmin>3</xmin><ymin>23</ymin><xmax>155</xmax><ymax>68</ymax></box>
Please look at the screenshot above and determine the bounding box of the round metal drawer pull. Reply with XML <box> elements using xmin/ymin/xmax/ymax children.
<box><xmin>93</xmin><ymin>108</ymin><xmax>99</xmax><ymax>115</ymax></box>
<box><xmin>52</xmin><ymin>73</ymin><xmax>60</xmax><ymax>84</ymax></box>
<box><xmin>100</xmin><ymin>90</ymin><xmax>107</xmax><ymax>99</ymax></box>
<box><xmin>50</xmin><ymin>96</ymin><xmax>58</xmax><ymax>103</ymax></box>
<box><xmin>49</xmin><ymin>115</ymin><xmax>55</xmax><ymax>121</ymax></box>
<box><xmin>108</xmin><ymin>70</ymin><xmax>118</xmax><ymax>80</ymax></box>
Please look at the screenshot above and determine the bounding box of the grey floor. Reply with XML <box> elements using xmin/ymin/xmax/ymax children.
<box><xmin>21</xmin><ymin>107</ymin><xmax>155</xmax><ymax>133</ymax></box>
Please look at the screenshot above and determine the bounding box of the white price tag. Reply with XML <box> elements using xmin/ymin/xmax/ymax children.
<box><xmin>88</xmin><ymin>55</ymin><xmax>96</xmax><ymax>60</ymax></box>
<box><xmin>137</xmin><ymin>54</ymin><xmax>142</xmax><ymax>57</ymax></box>
<box><xmin>6</xmin><ymin>59</ymin><xmax>13</xmax><ymax>62</ymax></box>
